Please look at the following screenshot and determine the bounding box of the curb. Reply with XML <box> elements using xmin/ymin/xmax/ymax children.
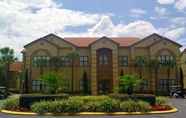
<box><xmin>1</xmin><ymin>107</ymin><xmax>178</xmax><ymax>116</ymax></box>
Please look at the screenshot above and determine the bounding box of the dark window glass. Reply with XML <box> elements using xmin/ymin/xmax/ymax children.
<box><xmin>32</xmin><ymin>80</ymin><xmax>44</xmax><ymax>92</ymax></box>
<box><xmin>32</xmin><ymin>56</ymin><xmax>50</xmax><ymax>67</ymax></box>
<box><xmin>80</xmin><ymin>56</ymin><xmax>88</xmax><ymax>66</ymax></box>
<box><xmin>99</xmin><ymin>54</ymin><xmax>108</xmax><ymax>65</ymax></box>
<box><xmin>158</xmin><ymin>55</ymin><xmax>174</xmax><ymax>65</ymax></box>
<box><xmin>61</xmin><ymin>56</ymin><xmax>71</xmax><ymax>66</ymax></box>
<box><xmin>119</xmin><ymin>56</ymin><xmax>128</xmax><ymax>67</ymax></box>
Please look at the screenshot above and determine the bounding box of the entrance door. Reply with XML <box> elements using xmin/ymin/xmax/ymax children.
<box><xmin>97</xmin><ymin>48</ymin><xmax>113</xmax><ymax>94</ymax></box>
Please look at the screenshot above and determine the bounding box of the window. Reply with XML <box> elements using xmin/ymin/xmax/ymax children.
<box><xmin>32</xmin><ymin>80</ymin><xmax>44</xmax><ymax>92</ymax></box>
<box><xmin>140</xmin><ymin>80</ymin><xmax>149</xmax><ymax>90</ymax></box>
<box><xmin>61</xmin><ymin>56</ymin><xmax>71</xmax><ymax>66</ymax></box>
<box><xmin>119</xmin><ymin>56</ymin><xmax>128</xmax><ymax>67</ymax></box>
<box><xmin>158</xmin><ymin>55</ymin><xmax>174</xmax><ymax>65</ymax></box>
<box><xmin>159</xmin><ymin>79</ymin><xmax>168</xmax><ymax>90</ymax></box>
<box><xmin>99</xmin><ymin>54</ymin><xmax>108</xmax><ymax>65</ymax></box>
<box><xmin>159</xmin><ymin>79</ymin><xmax>178</xmax><ymax>91</ymax></box>
<box><xmin>135</xmin><ymin>56</ymin><xmax>145</xmax><ymax>65</ymax></box>
<box><xmin>80</xmin><ymin>56</ymin><xmax>88</xmax><ymax>66</ymax></box>
<box><xmin>32</xmin><ymin>56</ymin><xmax>50</xmax><ymax>67</ymax></box>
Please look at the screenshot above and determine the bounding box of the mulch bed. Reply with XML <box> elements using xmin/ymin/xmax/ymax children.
<box><xmin>6</xmin><ymin>105</ymin><xmax>173</xmax><ymax>112</ymax></box>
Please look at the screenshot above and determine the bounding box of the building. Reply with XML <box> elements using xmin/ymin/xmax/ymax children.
<box><xmin>8</xmin><ymin>62</ymin><xmax>23</xmax><ymax>92</ymax></box>
<box><xmin>23</xmin><ymin>33</ymin><xmax>183</xmax><ymax>95</ymax></box>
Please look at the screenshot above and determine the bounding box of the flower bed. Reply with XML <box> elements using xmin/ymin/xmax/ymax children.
<box><xmin>1</xmin><ymin>95</ymin><xmax>173</xmax><ymax>114</ymax></box>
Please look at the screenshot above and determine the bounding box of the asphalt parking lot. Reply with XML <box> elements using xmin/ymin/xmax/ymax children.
<box><xmin>0</xmin><ymin>98</ymin><xmax>185</xmax><ymax>118</ymax></box>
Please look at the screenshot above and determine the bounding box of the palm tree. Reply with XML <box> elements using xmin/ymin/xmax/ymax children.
<box><xmin>161</xmin><ymin>60</ymin><xmax>176</xmax><ymax>94</ymax></box>
<box><xmin>147</xmin><ymin>59</ymin><xmax>160</xmax><ymax>94</ymax></box>
<box><xmin>134</xmin><ymin>56</ymin><xmax>146</xmax><ymax>79</ymax></box>
<box><xmin>0</xmin><ymin>47</ymin><xmax>17</xmax><ymax>87</ymax></box>
<box><xmin>66</xmin><ymin>51</ymin><xmax>79</xmax><ymax>93</ymax></box>
<box><xmin>49</xmin><ymin>56</ymin><xmax>61</xmax><ymax>72</ymax></box>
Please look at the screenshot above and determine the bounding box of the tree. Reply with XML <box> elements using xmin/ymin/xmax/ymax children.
<box><xmin>35</xmin><ymin>57</ymin><xmax>48</xmax><ymax>75</ymax></box>
<box><xmin>66</xmin><ymin>51</ymin><xmax>79</xmax><ymax>93</ymax></box>
<box><xmin>49</xmin><ymin>56</ymin><xmax>61</xmax><ymax>72</ymax></box>
<box><xmin>119</xmin><ymin>74</ymin><xmax>142</xmax><ymax>95</ymax></box>
<box><xmin>134</xmin><ymin>56</ymin><xmax>146</xmax><ymax>79</ymax></box>
<box><xmin>147</xmin><ymin>59</ymin><xmax>160</xmax><ymax>94</ymax></box>
<box><xmin>161</xmin><ymin>60</ymin><xmax>176</xmax><ymax>94</ymax></box>
<box><xmin>82</xmin><ymin>71</ymin><xmax>89</xmax><ymax>95</ymax></box>
<box><xmin>0</xmin><ymin>47</ymin><xmax>17</xmax><ymax>87</ymax></box>
<box><xmin>40</xmin><ymin>72</ymin><xmax>61</xmax><ymax>94</ymax></box>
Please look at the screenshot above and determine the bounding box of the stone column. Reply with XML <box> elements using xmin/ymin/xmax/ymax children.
<box><xmin>91</xmin><ymin>50</ymin><xmax>97</xmax><ymax>95</ymax></box>
<box><xmin>112</xmin><ymin>49</ymin><xmax>119</xmax><ymax>93</ymax></box>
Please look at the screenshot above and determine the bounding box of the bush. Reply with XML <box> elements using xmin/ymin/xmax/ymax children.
<box><xmin>31</xmin><ymin>96</ymin><xmax>152</xmax><ymax>113</ymax></box>
<box><xmin>1</xmin><ymin>96</ymin><xmax>19</xmax><ymax>110</ymax></box>
<box><xmin>19</xmin><ymin>94</ymin><xmax>69</xmax><ymax>109</ymax></box>
<box><xmin>120</xmin><ymin>100</ymin><xmax>150</xmax><ymax>112</ymax></box>
<box><xmin>156</xmin><ymin>96</ymin><xmax>168</xmax><ymax>105</ymax></box>
<box><xmin>110</xmin><ymin>94</ymin><xmax>156</xmax><ymax>105</ymax></box>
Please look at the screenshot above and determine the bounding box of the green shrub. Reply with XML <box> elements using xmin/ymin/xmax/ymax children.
<box><xmin>156</xmin><ymin>96</ymin><xmax>168</xmax><ymax>105</ymax></box>
<box><xmin>120</xmin><ymin>100</ymin><xmax>150</xmax><ymax>112</ymax></box>
<box><xmin>82</xmin><ymin>97</ymin><xmax>120</xmax><ymax>112</ymax></box>
<box><xmin>31</xmin><ymin>101</ymin><xmax>51</xmax><ymax>114</ymax></box>
<box><xmin>1</xmin><ymin>97</ymin><xmax>19</xmax><ymax>110</ymax></box>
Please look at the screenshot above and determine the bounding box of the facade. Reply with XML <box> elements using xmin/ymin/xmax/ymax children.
<box><xmin>23</xmin><ymin>33</ymin><xmax>183</xmax><ymax>95</ymax></box>
<box><xmin>8</xmin><ymin>62</ymin><xmax>23</xmax><ymax>92</ymax></box>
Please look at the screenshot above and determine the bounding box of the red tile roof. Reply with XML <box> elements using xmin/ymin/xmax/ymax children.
<box><xmin>9</xmin><ymin>62</ymin><xmax>23</xmax><ymax>72</ymax></box>
<box><xmin>64</xmin><ymin>37</ymin><xmax>139</xmax><ymax>47</ymax></box>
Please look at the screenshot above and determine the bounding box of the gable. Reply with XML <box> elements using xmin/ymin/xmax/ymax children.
<box><xmin>133</xmin><ymin>33</ymin><xmax>182</xmax><ymax>48</ymax></box>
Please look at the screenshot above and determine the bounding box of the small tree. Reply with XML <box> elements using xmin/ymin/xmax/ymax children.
<box><xmin>66</xmin><ymin>51</ymin><xmax>79</xmax><ymax>93</ymax></box>
<box><xmin>40</xmin><ymin>72</ymin><xmax>62</xmax><ymax>94</ymax></box>
<box><xmin>119</xmin><ymin>74</ymin><xmax>142</xmax><ymax>95</ymax></box>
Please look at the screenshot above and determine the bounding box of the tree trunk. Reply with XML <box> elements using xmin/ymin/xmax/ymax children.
<box><xmin>71</xmin><ymin>59</ymin><xmax>74</xmax><ymax>93</ymax></box>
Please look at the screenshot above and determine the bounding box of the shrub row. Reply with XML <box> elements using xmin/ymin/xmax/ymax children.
<box><xmin>19</xmin><ymin>94</ymin><xmax>69</xmax><ymax>108</ymax></box>
<box><xmin>1</xmin><ymin>96</ymin><xmax>19</xmax><ymax>110</ymax></box>
<box><xmin>31</xmin><ymin>96</ymin><xmax>151</xmax><ymax>114</ymax></box>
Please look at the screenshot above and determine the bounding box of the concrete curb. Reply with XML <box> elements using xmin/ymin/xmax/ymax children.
<box><xmin>1</xmin><ymin>107</ymin><xmax>178</xmax><ymax>116</ymax></box>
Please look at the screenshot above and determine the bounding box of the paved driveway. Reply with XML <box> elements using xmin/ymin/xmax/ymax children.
<box><xmin>0</xmin><ymin>98</ymin><xmax>185</xmax><ymax>118</ymax></box>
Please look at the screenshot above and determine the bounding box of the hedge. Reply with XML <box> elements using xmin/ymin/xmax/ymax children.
<box><xmin>31</xmin><ymin>96</ymin><xmax>151</xmax><ymax>113</ymax></box>
<box><xmin>19</xmin><ymin>94</ymin><xmax>69</xmax><ymax>108</ymax></box>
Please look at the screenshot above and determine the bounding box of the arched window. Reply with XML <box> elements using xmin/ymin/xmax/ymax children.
<box><xmin>157</xmin><ymin>49</ymin><xmax>175</xmax><ymax>65</ymax></box>
<box><xmin>32</xmin><ymin>50</ymin><xmax>50</xmax><ymax>67</ymax></box>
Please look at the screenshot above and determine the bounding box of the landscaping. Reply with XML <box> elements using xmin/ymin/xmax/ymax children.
<box><xmin>0</xmin><ymin>95</ymin><xmax>174</xmax><ymax>114</ymax></box>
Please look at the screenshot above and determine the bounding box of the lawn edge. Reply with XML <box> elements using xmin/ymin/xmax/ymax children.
<box><xmin>1</xmin><ymin>107</ymin><xmax>178</xmax><ymax>116</ymax></box>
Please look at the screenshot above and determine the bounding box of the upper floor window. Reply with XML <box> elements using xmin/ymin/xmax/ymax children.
<box><xmin>61</xmin><ymin>56</ymin><xmax>71</xmax><ymax>66</ymax></box>
<box><xmin>119</xmin><ymin>56</ymin><xmax>128</xmax><ymax>67</ymax></box>
<box><xmin>80</xmin><ymin>56</ymin><xmax>88</xmax><ymax>66</ymax></box>
<box><xmin>135</xmin><ymin>56</ymin><xmax>146</xmax><ymax>66</ymax></box>
<box><xmin>99</xmin><ymin>54</ymin><xmax>108</xmax><ymax>65</ymax></box>
<box><xmin>158</xmin><ymin>55</ymin><xmax>174</xmax><ymax>65</ymax></box>
<box><xmin>32</xmin><ymin>56</ymin><xmax>50</xmax><ymax>67</ymax></box>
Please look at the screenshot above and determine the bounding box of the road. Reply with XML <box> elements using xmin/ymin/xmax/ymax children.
<box><xmin>0</xmin><ymin>98</ymin><xmax>185</xmax><ymax>118</ymax></box>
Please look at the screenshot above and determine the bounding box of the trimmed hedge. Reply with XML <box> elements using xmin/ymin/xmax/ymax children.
<box><xmin>1</xmin><ymin>96</ymin><xmax>19</xmax><ymax>110</ymax></box>
<box><xmin>156</xmin><ymin>96</ymin><xmax>169</xmax><ymax>105</ymax></box>
<box><xmin>31</xmin><ymin>96</ymin><xmax>151</xmax><ymax>113</ymax></box>
<box><xmin>109</xmin><ymin>94</ymin><xmax>156</xmax><ymax>105</ymax></box>
<box><xmin>19</xmin><ymin>94</ymin><xmax>69</xmax><ymax>108</ymax></box>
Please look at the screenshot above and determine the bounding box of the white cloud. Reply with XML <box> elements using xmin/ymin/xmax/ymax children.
<box><xmin>155</xmin><ymin>6</ymin><xmax>168</xmax><ymax>16</ymax></box>
<box><xmin>130</xmin><ymin>8</ymin><xmax>146</xmax><ymax>18</ymax></box>
<box><xmin>157</xmin><ymin>0</ymin><xmax>186</xmax><ymax>11</ymax></box>
<box><xmin>175</xmin><ymin>0</ymin><xmax>186</xmax><ymax>10</ymax></box>
<box><xmin>0</xmin><ymin>0</ymin><xmax>102</xmax><ymax>54</ymax></box>
<box><xmin>157</xmin><ymin>0</ymin><xmax>175</xmax><ymax>4</ymax></box>
<box><xmin>88</xmin><ymin>16</ymin><xmax>158</xmax><ymax>38</ymax></box>
<box><xmin>164</xmin><ymin>27</ymin><xmax>185</xmax><ymax>39</ymax></box>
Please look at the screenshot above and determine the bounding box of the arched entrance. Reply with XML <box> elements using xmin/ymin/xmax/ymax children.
<box><xmin>96</xmin><ymin>48</ymin><xmax>113</xmax><ymax>94</ymax></box>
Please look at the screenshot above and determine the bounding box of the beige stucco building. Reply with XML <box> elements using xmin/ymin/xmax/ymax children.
<box><xmin>23</xmin><ymin>33</ymin><xmax>184</xmax><ymax>95</ymax></box>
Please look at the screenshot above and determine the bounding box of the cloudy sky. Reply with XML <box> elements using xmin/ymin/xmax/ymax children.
<box><xmin>0</xmin><ymin>0</ymin><xmax>186</xmax><ymax>58</ymax></box>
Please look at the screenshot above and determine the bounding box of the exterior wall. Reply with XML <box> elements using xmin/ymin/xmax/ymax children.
<box><xmin>23</xmin><ymin>34</ymin><xmax>182</xmax><ymax>95</ymax></box>
<box><xmin>181</xmin><ymin>52</ymin><xmax>186</xmax><ymax>89</ymax></box>
<box><xmin>90</xmin><ymin>38</ymin><xmax>119</xmax><ymax>95</ymax></box>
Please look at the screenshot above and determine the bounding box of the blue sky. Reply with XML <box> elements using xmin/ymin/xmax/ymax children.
<box><xmin>0</xmin><ymin>0</ymin><xmax>186</xmax><ymax>58</ymax></box>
